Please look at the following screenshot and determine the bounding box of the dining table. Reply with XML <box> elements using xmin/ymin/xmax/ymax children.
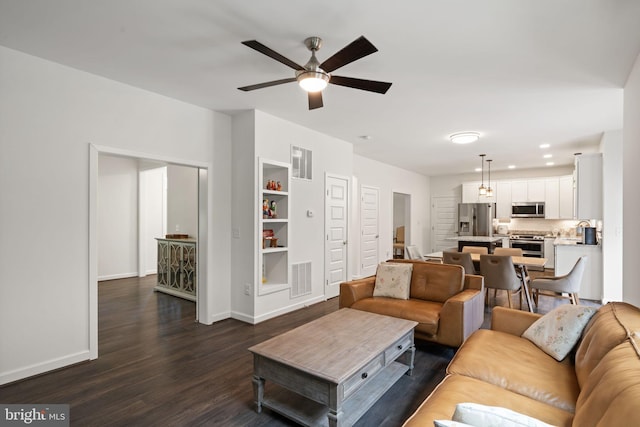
<box><xmin>423</xmin><ymin>251</ymin><xmax>547</xmax><ymax>312</ymax></box>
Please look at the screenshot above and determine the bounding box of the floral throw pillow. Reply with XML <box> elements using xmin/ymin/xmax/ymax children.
<box><xmin>522</xmin><ymin>305</ymin><xmax>597</xmax><ymax>361</ymax></box>
<box><xmin>373</xmin><ymin>263</ymin><xmax>413</xmax><ymax>300</ymax></box>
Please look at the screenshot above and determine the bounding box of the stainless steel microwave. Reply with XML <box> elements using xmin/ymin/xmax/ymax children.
<box><xmin>511</xmin><ymin>202</ymin><xmax>545</xmax><ymax>218</ymax></box>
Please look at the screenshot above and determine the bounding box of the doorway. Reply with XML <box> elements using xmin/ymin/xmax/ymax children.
<box><xmin>89</xmin><ymin>145</ymin><xmax>209</xmax><ymax>360</ymax></box>
<box><xmin>393</xmin><ymin>192</ymin><xmax>411</xmax><ymax>258</ymax></box>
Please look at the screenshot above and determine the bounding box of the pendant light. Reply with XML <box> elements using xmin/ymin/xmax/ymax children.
<box><xmin>478</xmin><ymin>154</ymin><xmax>487</xmax><ymax>196</ymax></box>
<box><xmin>486</xmin><ymin>159</ymin><xmax>493</xmax><ymax>197</ymax></box>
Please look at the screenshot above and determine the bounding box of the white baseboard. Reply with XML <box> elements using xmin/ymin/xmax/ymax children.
<box><xmin>97</xmin><ymin>272</ymin><xmax>138</xmax><ymax>281</ymax></box>
<box><xmin>231</xmin><ymin>295</ymin><xmax>327</xmax><ymax>325</ymax></box>
<box><xmin>0</xmin><ymin>351</ymin><xmax>90</xmax><ymax>386</ymax></box>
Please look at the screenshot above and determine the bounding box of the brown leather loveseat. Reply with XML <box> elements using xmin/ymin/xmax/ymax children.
<box><xmin>403</xmin><ymin>302</ymin><xmax>640</xmax><ymax>426</ymax></box>
<box><xmin>339</xmin><ymin>259</ymin><xmax>485</xmax><ymax>347</ymax></box>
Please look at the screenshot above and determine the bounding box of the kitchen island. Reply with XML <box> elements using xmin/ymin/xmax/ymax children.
<box><xmin>445</xmin><ymin>236</ymin><xmax>504</xmax><ymax>253</ymax></box>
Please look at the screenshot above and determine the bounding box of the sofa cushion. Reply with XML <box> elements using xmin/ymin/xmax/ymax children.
<box><xmin>373</xmin><ymin>262</ymin><xmax>413</xmax><ymax>299</ymax></box>
<box><xmin>351</xmin><ymin>297</ymin><xmax>441</xmax><ymax>336</ymax></box>
<box><xmin>573</xmin><ymin>338</ymin><xmax>640</xmax><ymax>426</ymax></box>
<box><xmin>450</xmin><ymin>402</ymin><xmax>555</xmax><ymax>427</ymax></box>
<box><xmin>409</xmin><ymin>262</ymin><xmax>464</xmax><ymax>303</ymax></box>
<box><xmin>402</xmin><ymin>375</ymin><xmax>574</xmax><ymax>427</ymax></box>
<box><xmin>447</xmin><ymin>329</ymin><xmax>579</xmax><ymax>412</ymax></box>
<box><xmin>522</xmin><ymin>305</ymin><xmax>596</xmax><ymax>361</ymax></box>
<box><xmin>575</xmin><ymin>302</ymin><xmax>640</xmax><ymax>388</ymax></box>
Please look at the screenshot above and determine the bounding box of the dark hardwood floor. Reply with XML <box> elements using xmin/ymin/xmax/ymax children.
<box><xmin>1</xmin><ymin>274</ymin><xmax>599</xmax><ymax>426</ymax></box>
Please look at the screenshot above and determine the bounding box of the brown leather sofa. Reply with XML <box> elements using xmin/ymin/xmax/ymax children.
<box><xmin>339</xmin><ymin>259</ymin><xmax>485</xmax><ymax>347</ymax></box>
<box><xmin>403</xmin><ymin>302</ymin><xmax>640</xmax><ymax>426</ymax></box>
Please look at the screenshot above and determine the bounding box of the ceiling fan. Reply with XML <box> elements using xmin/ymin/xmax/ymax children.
<box><xmin>238</xmin><ymin>36</ymin><xmax>392</xmax><ymax>110</ymax></box>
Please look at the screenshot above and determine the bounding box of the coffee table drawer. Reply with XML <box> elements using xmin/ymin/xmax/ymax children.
<box><xmin>343</xmin><ymin>353</ymin><xmax>384</xmax><ymax>398</ymax></box>
<box><xmin>385</xmin><ymin>331</ymin><xmax>413</xmax><ymax>363</ymax></box>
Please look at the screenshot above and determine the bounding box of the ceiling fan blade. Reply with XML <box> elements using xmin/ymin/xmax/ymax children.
<box><xmin>242</xmin><ymin>40</ymin><xmax>304</xmax><ymax>71</ymax></box>
<box><xmin>238</xmin><ymin>77</ymin><xmax>296</xmax><ymax>91</ymax></box>
<box><xmin>308</xmin><ymin>91</ymin><xmax>323</xmax><ymax>110</ymax></box>
<box><xmin>329</xmin><ymin>75</ymin><xmax>392</xmax><ymax>94</ymax></box>
<box><xmin>320</xmin><ymin>36</ymin><xmax>378</xmax><ymax>73</ymax></box>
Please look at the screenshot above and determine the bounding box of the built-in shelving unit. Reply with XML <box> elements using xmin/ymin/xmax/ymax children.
<box><xmin>258</xmin><ymin>158</ymin><xmax>291</xmax><ymax>295</ymax></box>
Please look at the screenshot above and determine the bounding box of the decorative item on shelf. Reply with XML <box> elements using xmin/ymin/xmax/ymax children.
<box><xmin>262</xmin><ymin>229</ymin><xmax>274</xmax><ymax>249</ymax></box>
<box><xmin>269</xmin><ymin>200</ymin><xmax>277</xmax><ymax>218</ymax></box>
<box><xmin>262</xmin><ymin>199</ymin><xmax>270</xmax><ymax>218</ymax></box>
<box><xmin>478</xmin><ymin>154</ymin><xmax>487</xmax><ymax>196</ymax></box>
<box><xmin>277</xmin><ymin>181</ymin><xmax>282</xmax><ymax>191</ymax></box>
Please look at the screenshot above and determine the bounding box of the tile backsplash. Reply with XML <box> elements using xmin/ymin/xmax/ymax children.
<box><xmin>493</xmin><ymin>218</ymin><xmax>585</xmax><ymax>237</ymax></box>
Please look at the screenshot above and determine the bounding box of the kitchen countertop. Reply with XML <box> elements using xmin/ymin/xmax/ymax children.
<box><xmin>554</xmin><ymin>237</ymin><xmax>601</xmax><ymax>246</ymax></box>
<box><xmin>445</xmin><ymin>236</ymin><xmax>503</xmax><ymax>242</ymax></box>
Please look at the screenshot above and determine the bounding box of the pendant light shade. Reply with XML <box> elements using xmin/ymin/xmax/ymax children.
<box><xmin>478</xmin><ymin>154</ymin><xmax>487</xmax><ymax>196</ymax></box>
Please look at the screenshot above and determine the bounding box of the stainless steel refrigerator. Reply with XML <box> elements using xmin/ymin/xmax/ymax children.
<box><xmin>458</xmin><ymin>203</ymin><xmax>496</xmax><ymax>236</ymax></box>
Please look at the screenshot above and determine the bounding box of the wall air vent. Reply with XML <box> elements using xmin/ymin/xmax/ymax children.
<box><xmin>291</xmin><ymin>261</ymin><xmax>312</xmax><ymax>298</ymax></box>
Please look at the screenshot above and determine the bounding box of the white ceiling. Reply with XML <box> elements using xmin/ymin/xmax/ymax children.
<box><xmin>1</xmin><ymin>0</ymin><xmax>639</xmax><ymax>175</ymax></box>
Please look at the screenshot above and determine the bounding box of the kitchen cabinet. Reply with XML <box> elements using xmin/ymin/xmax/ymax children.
<box><xmin>574</xmin><ymin>153</ymin><xmax>602</xmax><ymax>220</ymax></box>
<box><xmin>511</xmin><ymin>179</ymin><xmax>545</xmax><ymax>202</ymax></box>
<box><xmin>544</xmin><ymin>178</ymin><xmax>560</xmax><ymax>219</ymax></box>
<box><xmin>559</xmin><ymin>175</ymin><xmax>574</xmax><ymax>219</ymax></box>
<box><xmin>543</xmin><ymin>238</ymin><xmax>555</xmax><ymax>269</ymax></box>
<box><xmin>495</xmin><ymin>181</ymin><xmax>512</xmax><ymax>219</ymax></box>
<box><xmin>462</xmin><ymin>181</ymin><xmax>495</xmax><ymax>203</ymax></box>
<box><xmin>554</xmin><ymin>243</ymin><xmax>602</xmax><ymax>301</ymax></box>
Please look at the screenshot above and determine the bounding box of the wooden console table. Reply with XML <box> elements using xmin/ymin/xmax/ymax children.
<box><xmin>155</xmin><ymin>237</ymin><xmax>196</xmax><ymax>301</ymax></box>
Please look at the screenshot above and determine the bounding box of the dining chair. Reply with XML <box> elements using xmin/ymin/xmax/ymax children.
<box><xmin>393</xmin><ymin>226</ymin><xmax>405</xmax><ymax>258</ymax></box>
<box><xmin>461</xmin><ymin>246</ymin><xmax>488</xmax><ymax>254</ymax></box>
<box><xmin>442</xmin><ymin>251</ymin><xmax>477</xmax><ymax>275</ymax></box>
<box><xmin>480</xmin><ymin>254</ymin><xmax>523</xmax><ymax>309</ymax></box>
<box><xmin>493</xmin><ymin>247</ymin><xmax>529</xmax><ymax>284</ymax></box>
<box><xmin>530</xmin><ymin>256</ymin><xmax>587</xmax><ymax>306</ymax></box>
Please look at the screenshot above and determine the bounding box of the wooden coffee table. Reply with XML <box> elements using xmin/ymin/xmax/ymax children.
<box><xmin>249</xmin><ymin>308</ymin><xmax>417</xmax><ymax>427</ymax></box>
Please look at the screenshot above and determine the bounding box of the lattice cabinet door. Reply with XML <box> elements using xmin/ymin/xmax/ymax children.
<box><xmin>155</xmin><ymin>238</ymin><xmax>196</xmax><ymax>301</ymax></box>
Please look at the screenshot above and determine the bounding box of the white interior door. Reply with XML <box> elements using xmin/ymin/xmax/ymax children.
<box><xmin>325</xmin><ymin>175</ymin><xmax>349</xmax><ymax>298</ymax></box>
<box><xmin>360</xmin><ymin>186</ymin><xmax>380</xmax><ymax>277</ymax></box>
<box><xmin>431</xmin><ymin>196</ymin><xmax>459</xmax><ymax>253</ymax></box>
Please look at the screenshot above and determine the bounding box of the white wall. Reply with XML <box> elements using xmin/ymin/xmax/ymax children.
<box><xmin>353</xmin><ymin>155</ymin><xmax>431</xmax><ymax>275</ymax></box>
<box><xmin>623</xmin><ymin>54</ymin><xmax>640</xmax><ymax>306</ymax></box>
<box><xmin>0</xmin><ymin>46</ymin><xmax>232</xmax><ymax>384</ymax></box>
<box><xmin>253</xmin><ymin>110</ymin><xmax>353</xmax><ymax>320</ymax></box>
<box><xmin>166</xmin><ymin>165</ymin><xmax>198</xmax><ymax>237</ymax></box>
<box><xmin>97</xmin><ymin>155</ymin><xmax>139</xmax><ymax>280</ymax></box>
<box><xmin>600</xmin><ymin>130</ymin><xmax>623</xmax><ymax>302</ymax></box>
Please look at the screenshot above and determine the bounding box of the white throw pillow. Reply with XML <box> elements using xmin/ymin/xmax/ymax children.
<box><xmin>373</xmin><ymin>262</ymin><xmax>412</xmax><ymax>300</ymax></box>
<box><xmin>522</xmin><ymin>304</ymin><xmax>597</xmax><ymax>361</ymax></box>
<box><xmin>434</xmin><ymin>421</ymin><xmax>475</xmax><ymax>427</ymax></box>
<box><xmin>452</xmin><ymin>402</ymin><xmax>554</xmax><ymax>427</ymax></box>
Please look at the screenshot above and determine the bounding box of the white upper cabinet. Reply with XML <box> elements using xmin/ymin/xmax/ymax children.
<box><xmin>558</xmin><ymin>175</ymin><xmax>574</xmax><ymax>219</ymax></box>
<box><xmin>462</xmin><ymin>181</ymin><xmax>496</xmax><ymax>203</ymax></box>
<box><xmin>512</xmin><ymin>179</ymin><xmax>545</xmax><ymax>202</ymax></box>
<box><xmin>544</xmin><ymin>178</ymin><xmax>560</xmax><ymax>219</ymax></box>
<box><xmin>495</xmin><ymin>181</ymin><xmax>512</xmax><ymax>219</ymax></box>
<box><xmin>575</xmin><ymin>153</ymin><xmax>602</xmax><ymax>220</ymax></box>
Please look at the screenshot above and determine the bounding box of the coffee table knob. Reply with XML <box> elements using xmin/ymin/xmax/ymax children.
<box><xmin>361</xmin><ymin>372</ymin><xmax>368</xmax><ymax>379</ymax></box>
<box><xmin>397</xmin><ymin>344</ymin><xmax>403</xmax><ymax>350</ymax></box>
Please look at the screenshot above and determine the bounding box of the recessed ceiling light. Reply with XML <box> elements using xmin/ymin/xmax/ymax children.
<box><xmin>508</xmin><ymin>165</ymin><xmax>516</xmax><ymax>169</ymax></box>
<box><xmin>359</xmin><ymin>135</ymin><xmax>372</xmax><ymax>140</ymax></box>
<box><xmin>474</xmin><ymin>167</ymin><xmax>482</xmax><ymax>172</ymax></box>
<box><xmin>450</xmin><ymin>132</ymin><xmax>480</xmax><ymax>144</ymax></box>
<box><xmin>546</xmin><ymin>162</ymin><xmax>555</xmax><ymax>166</ymax></box>
<box><xmin>539</xmin><ymin>143</ymin><xmax>550</xmax><ymax>149</ymax></box>
<box><xmin>543</xmin><ymin>154</ymin><xmax>553</xmax><ymax>158</ymax></box>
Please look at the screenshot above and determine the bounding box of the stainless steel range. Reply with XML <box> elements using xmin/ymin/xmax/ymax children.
<box><xmin>509</xmin><ymin>234</ymin><xmax>545</xmax><ymax>258</ymax></box>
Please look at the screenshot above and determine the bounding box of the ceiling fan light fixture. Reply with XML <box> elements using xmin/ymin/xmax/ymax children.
<box><xmin>297</xmin><ymin>70</ymin><xmax>329</xmax><ymax>92</ymax></box>
<box><xmin>450</xmin><ymin>132</ymin><xmax>480</xmax><ymax>144</ymax></box>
